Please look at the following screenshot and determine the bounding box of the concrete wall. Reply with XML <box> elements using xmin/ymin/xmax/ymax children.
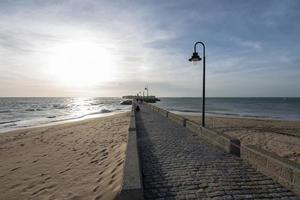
<box><xmin>186</xmin><ymin>119</ymin><xmax>201</xmax><ymax>133</ymax></box>
<box><xmin>118</xmin><ymin>104</ymin><xmax>143</xmax><ymax>200</ymax></box>
<box><xmin>241</xmin><ymin>145</ymin><xmax>300</xmax><ymax>196</ymax></box>
<box><xmin>200</xmin><ymin>127</ymin><xmax>240</xmax><ymax>156</ymax></box>
<box><xmin>167</xmin><ymin>112</ymin><xmax>186</xmax><ymax>126</ymax></box>
<box><xmin>158</xmin><ymin>108</ymin><xmax>168</xmax><ymax>117</ymax></box>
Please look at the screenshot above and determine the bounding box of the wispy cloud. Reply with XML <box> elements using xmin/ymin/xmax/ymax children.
<box><xmin>230</xmin><ymin>37</ymin><xmax>262</xmax><ymax>50</ymax></box>
<box><xmin>0</xmin><ymin>0</ymin><xmax>299</xmax><ymax>97</ymax></box>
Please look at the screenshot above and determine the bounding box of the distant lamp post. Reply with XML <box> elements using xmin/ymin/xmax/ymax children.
<box><xmin>145</xmin><ymin>86</ymin><xmax>149</xmax><ymax>97</ymax></box>
<box><xmin>189</xmin><ymin>41</ymin><xmax>206</xmax><ymax>127</ymax></box>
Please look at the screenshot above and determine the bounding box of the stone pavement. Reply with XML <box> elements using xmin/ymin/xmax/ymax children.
<box><xmin>136</xmin><ymin>104</ymin><xmax>299</xmax><ymax>200</ymax></box>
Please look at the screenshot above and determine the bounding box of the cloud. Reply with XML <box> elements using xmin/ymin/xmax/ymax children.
<box><xmin>230</xmin><ymin>37</ymin><xmax>262</xmax><ymax>50</ymax></box>
<box><xmin>0</xmin><ymin>0</ymin><xmax>299</xmax><ymax>97</ymax></box>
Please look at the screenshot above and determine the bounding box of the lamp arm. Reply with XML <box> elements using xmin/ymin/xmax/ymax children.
<box><xmin>194</xmin><ymin>41</ymin><xmax>205</xmax><ymax>57</ymax></box>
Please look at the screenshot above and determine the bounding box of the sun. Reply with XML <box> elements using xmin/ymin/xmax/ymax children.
<box><xmin>45</xmin><ymin>38</ymin><xmax>116</xmax><ymax>87</ymax></box>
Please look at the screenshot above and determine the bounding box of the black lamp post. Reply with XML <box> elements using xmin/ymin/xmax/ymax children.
<box><xmin>189</xmin><ymin>41</ymin><xmax>206</xmax><ymax>127</ymax></box>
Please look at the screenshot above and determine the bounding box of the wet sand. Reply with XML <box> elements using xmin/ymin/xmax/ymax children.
<box><xmin>183</xmin><ymin>115</ymin><xmax>300</xmax><ymax>164</ymax></box>
<box><xmin>0</xmin><ymin>112</ymin><xmax>130</xmax><ymax>200</ymax></box>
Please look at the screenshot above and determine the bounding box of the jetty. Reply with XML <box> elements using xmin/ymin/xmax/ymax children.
<box><xmin>122</xmin><ymin>95</ymin><xmax>160</xmax><ymax>103</ymax></box>
<box><xmin>118</xmin><ymin>102</ymin><xmax>300</xmax><ymax>199</ymax></box>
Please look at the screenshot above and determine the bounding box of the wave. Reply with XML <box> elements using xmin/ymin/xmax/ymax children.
<box><xmin>52</xmin><ymin>104</ymin><xmax>68</xmax><ymax>109</ymax></box>
<box><xmin>47</xmin><ymin>115</ymin><xmax>56</xmax><ymax>118</ymax></box>
<box><xmin>25</xmin><ymin>108</ymin><xmax>44</xmax><ymax>112</ymax></box>
<box><xmin>100</xmin><ymin>109</ymin><xmax>111</xmax><ymax>113</ymax></box>
<box><xmin>0</xmin><ymin>110</ymin><xmax>11</xmax><ymax>113</ymax></box>
<box><xmin>90</xmin><ymin>102</ymin><xmax>103</xmax><ymax>106</ymax></box>
<box><xmin>49</xmin><ymin>109</ymin><xmax>113</xmax><ymax>123</ymax></box>
<box><xmin>0</xmin><ymin>120</ymin><xmax>21</xmax><ymax>125</ymax></box>
<box><xmin>207</xmin><ymin>111</ymin><xmax>275</xmax><ymax>119</ymax></box>
<box><xmin>168</xmin><ymin>108</ymin><xmax>200</xmax><ymax>113</ymax></box>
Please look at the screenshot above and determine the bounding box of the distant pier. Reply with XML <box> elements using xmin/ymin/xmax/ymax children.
<box><xmin>122</xmin><ymin>95</ymin><xmax>160</xmax><ymax>103</ymax></box>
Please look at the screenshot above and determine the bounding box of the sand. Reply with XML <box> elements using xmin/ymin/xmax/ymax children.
<box><xmin>183</xmin><ymin>115</ymin><xmax>300</xmax><ymax>164</ymax></box>
<box><xmin>0</xmin><ymin>112</ymin><xmax>130</xmax><ymax>200</ymax></box>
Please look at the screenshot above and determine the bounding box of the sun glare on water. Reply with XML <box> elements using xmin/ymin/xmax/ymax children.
<box><xmin>45</xmin><ymin>38</ymin><xmax>116</xmax><ymax>87</ymax></box>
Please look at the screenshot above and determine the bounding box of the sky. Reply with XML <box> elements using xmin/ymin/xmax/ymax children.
<box><xmin>0</xmin><ymin>0</ymin><xmax>299</xmax><ymax>97</ymax></box>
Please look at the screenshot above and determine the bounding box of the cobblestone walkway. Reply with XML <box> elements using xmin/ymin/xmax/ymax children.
<box><xmin>136</xmin><ymin>104</ymin><xmax>299</xmax><ymax>200</ymax></box>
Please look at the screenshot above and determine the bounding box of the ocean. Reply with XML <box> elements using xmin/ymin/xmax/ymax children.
<box><xmin>0</xmin><ymin>97</ymin><xmax>130</xmax><ymax>133</ymax></box>
<box><xmin>155</xmin><ymin>97</ymin><xmax>300</xmax><ymax>120</ymax></box>
<box><xmin>0</xmin><ymin>97</ymin><xmax>299</xmax><ymax>133</ymax></box>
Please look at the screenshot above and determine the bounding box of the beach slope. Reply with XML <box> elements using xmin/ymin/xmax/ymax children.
<box><xmin>184</xmin><ymin>115</ymin><xmax>300</xmax><ymax>164</ymax></box>
<box><xmin>0</xmin><ymin>112</ymin><xmax>130</xmax><ymax>200</ymax></box>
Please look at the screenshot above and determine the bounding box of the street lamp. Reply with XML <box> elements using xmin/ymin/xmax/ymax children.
<box><xmin>189</xmin><ymin>41</ymin><xmax>206</xmax><ymax>127</ymax></box>
<box><xmin>145</xmin><ymin>85</ymin><xmax>149</xmax><ymax>97</ymax></box>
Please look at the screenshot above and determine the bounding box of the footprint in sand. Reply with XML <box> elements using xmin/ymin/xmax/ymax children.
<box><xmin>92</xmin><ymin>185</ymin><xmax>100</xmax><ymax>192</ymax></box>
<box><xmin>76</xmin><ymin>156</ymin><xmax>83</xmax><ymax>161</ymax></box>
<box><xmin>108</xmin><ymin>179</ymin><xmax>114</xmax><ymax>185</ymax></box>
<box><xmin>58</xmin><ymin>168</ymin><xmax>71</xmax><ymax>174</ymax></box>
<box><xmin>117</xmin><ymin>160</ymin><xmax>124</xmax><ymax>167</ymax></box>
<box><xmin>100</xmin><ymin>149</ymin><xmax>107</xmax><ymax>153</ymax></box>
<box><xmin>111</xmin><ymin>166</ymin><xmax>118</xmax><ymax>173</ymax></box>
<box><xmin>100</xmin><ymin>157</ymin><xmax>106</xmax><ymax>162</ymax></box>
<box><xmin>92</xmin><ymin>153</ymin><xmax>99</xmax><ymax>160</ymax></box>
<box><xmin>72</xmin><ymin>148</ymin><xmax>77</xmax><ymax>152</ymax></box>
<box><xmin>9</xmin><ymin>183</ymin><xmax>22</xmax><ymax>190</ymax></box>
<box><xmin>94</xmin><ymin>194</ymin><xmax>103</xmax><ymax>200</ymax></box>
<box><xmin>98</xmin><ymin>171</ymin><xmax>104</xmax><ymax>175</ymax></box>
<box><xmin>90</xmin><ymin>159</ymin><xmax>98</xmax><ymax>164</ymax></box>
<box><xmin>32</xmin><ymin>159</ymin><xmax>39</xmax><ymax>163</ymax></box>
<box><xmin>10</xmin><ymin>167</ymin><xmax>21</xmax><ymax>171</ymax></box>
<box><xmin>111</xmin><ymin>173</ymin><xmax>116</xmax><ymax>179</ymax></box>
<box><xmin>102</xmin><ymin>152</ymin><xmax>108</xmax><ymax>157</ymax></box>
<box><xmin>31</xmin><ymin>183</ymin><xmax>57</xmax><ymax>196</ymax></box>
<box><xmin>96</xmin><ymin>177</ymin><xmax>103</xmax><ymax>183</ymax></box>
<box><xmin>22</xmin><ymin>181</ymin><xmax>37</xmax><ymax>192</ymax></box>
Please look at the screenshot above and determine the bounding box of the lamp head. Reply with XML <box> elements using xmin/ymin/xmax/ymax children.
<box><xmin>189</xmin><ymin>52</ymin><xmax>201</xmax><ymax>63</ymax></box>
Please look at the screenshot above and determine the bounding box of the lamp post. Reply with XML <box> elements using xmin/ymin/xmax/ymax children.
<box><xmin>189</xmin><ymin>41</ymin><xmax>206</xmax><ymax>127</ymax></box>
<box><xmin>145</xmin><ymin>86</ymin><xmax>149</xmax><ymax>97</ymax></box>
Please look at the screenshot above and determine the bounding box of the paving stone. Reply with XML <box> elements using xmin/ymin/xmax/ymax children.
<box><xmin>136</xmin><ymin>105</ymin><xmax>299</xmax><ymax>200</ymax></box>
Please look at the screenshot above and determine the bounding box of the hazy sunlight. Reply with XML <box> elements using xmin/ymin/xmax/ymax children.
<box><xmin>45</xmin><ymin>37</ymin><xmax>116</xmax><ymax>87</ymax></box>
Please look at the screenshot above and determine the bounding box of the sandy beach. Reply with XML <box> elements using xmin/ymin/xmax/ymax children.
<box><xmin>0</xmin><ymin>112</ymin><xmax>130</xmax><ymax>200</ymax></box>
<box><xmin>184</xmin><ymin>115</ymin><xmax>300</xmax><ymax>164</ymax></box>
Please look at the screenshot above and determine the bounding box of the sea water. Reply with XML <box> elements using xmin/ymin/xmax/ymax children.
<box><xmin>0</xmin><ymin>97</ymin><xmax>130</xmax><ymax>133</ymax></box>
<box><xmin>1</xmin><ymin>97</ymin><xmax>300</xmax><ymax>133</ymax></box>
<box><xmin>155</xmin><ymin>97</ymin><xmax>300</xmax><ymax>121</ymax></box>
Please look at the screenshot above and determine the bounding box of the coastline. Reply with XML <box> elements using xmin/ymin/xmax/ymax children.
<box><xmin>183</xmin><ymin>114</ymin><xmax>300</xmax><ymax>164</ymax></box>
<box><xmin>173</xmin><ymin>110</ymin><xmax>300</xmax><ymax>122</ymax></box>
<box><xmin>0</xmin><ymin>112</ymin><xmax>130</xmax><ymax>200</ymax></box>
<box><xmin>0</xmin><ymin>110</ymin><xmax>129</xmax><ymax>134</ymax></box>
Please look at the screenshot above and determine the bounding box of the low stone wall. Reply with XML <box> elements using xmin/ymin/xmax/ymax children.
<box><xmin>118</xmin><ymin>104</ymin><xmax>144</xmax><ymax>200</ymax></box>
<box><xmin>241</xmin><ymin>145</ymin><xmax>300</xmax><ymax>196</ymax></box>
<box><xmin>186</xmin><ymin>119</ymin><xmax>201</xmax><ymax>133</ymax></box>
<box><xmin>157</xmin><ymin>108</ymin><xmax>168</xmax><ymax>117</ymax></box>
<box><xmin>167</xmin><ymin>112</ymin><xmax>186</xmax><ymax>126</ymax></box>
<box><xmin>200</xmin><ymin>127</ymin><xmax>240</xmax><ymax>156</ymax></box>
